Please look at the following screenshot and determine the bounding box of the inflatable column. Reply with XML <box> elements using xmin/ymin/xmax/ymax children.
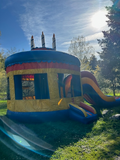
<box><xmin>31</xmin><ymin>35</ymin><xmax>35</xmax><ymax>50</ymax></box>
<box><xmin>41</xmin><ymin>32</ymin><xmax>45</xmax><ymax>47</ymax></box>
<box><xmin>52</xmin><ymin>34</ymin><xmax>56</xmax><ymax>50</ymax></box>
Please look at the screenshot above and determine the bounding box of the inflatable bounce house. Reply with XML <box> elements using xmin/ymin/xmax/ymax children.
<box><xmin>5</xmin><ymin>32</ymin><xmax>98</xmax><ymax>124</ymax></box>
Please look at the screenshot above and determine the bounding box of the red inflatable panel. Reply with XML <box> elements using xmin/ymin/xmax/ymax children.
<box><xmin>80</xmin><ymin>102</ymin><xmax>96</xmax><ymax>114</ymax></box>
<box><xmin>6</xmin><ymin>62</ymin><xmax>80</xmax><ymax>73</ymax></box>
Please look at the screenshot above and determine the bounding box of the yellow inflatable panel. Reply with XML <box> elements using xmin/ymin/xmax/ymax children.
<box><xmin>6</xmin><ymin>67</ymin><xmax>83</xmax><ymax>112</ymax></box>
<box><xmin>7</xmin><ymin>96</ymin><xmax>83</xmax><ymax>112</ymax></box>
<box><xmin>6</xmin><ymin>68</ymin><xmax>81</xmax><ymax>101</ymax></box>
<box><xmin>9</xmin><ymin>75</ymin><xmax>15</xmax><ymax>100</ymax></box>
<box><xmin>47</xmin><ymin>72</ymin><xmax>59</xmax><ymax>99</ymax></box>
<box><xmin>82</xmin><ymin>77</ymin><xmax>115</xmax><ymax>102</ymax></box>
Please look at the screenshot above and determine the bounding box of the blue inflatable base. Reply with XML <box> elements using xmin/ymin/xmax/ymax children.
<box><xmin>69</xmin><ymin>110</ymin><xmax>97</xmax><ymax>124</ymax></box>
<box><xmin>69</xmin><ymin>103</ymin><xmax>97</xmax><ymax>124</ymax></box>
<box><xmin>7</xmin><ymin>110</ymin><xmax>69</xmax><ymax>123</ymax></box>
<box><xmin>7</xmin><ymin>109</ymin><xmax>97</xmax><ymax>124</ymax></box>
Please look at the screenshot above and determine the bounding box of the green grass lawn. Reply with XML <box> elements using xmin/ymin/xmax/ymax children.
<box><xmin>51</xmin><ymin>107</ymin><xmax>120</xmax><ymax>160</ymax></box>
<box><xmin>0</xmin><ymin>92</ymin><xmax>7</xmax><ymax>100</ymax></box>
<box><xmin>0</xmin><ymin>100</ymin><xmax>7</xmax><ymax>116</ymax></box>
<box><xmin>0</xmin><ymin>100</ymin><xmax>120</xmax><ymax>160</ymax></box>
<box><xmin>105</xmin><ymin>92</ymin><xmax>120</xmax><ymax>97</ymax></box>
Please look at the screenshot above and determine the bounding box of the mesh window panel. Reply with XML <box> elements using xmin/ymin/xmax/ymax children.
<box><xmin>22</xmin><ymin>74</ymin><xmax>35</xmax><ymax>100</ymax></box>
<box><xmin>34</xmin><ymin>73</ymin><xmax>50</xmax><ymax>99</ymax></box>
<box><xmin>64</xmin><ymin>74</ymin><xmax>72</xmax><ymax>98</ymax></box>
<box><xmin>71</xmin><ymin>75</ymin><xmax>81</xmax><ymax>97</ymax></box>
<box><xmin>58</xmin><ymin>73</ymin><xmax>73</xmax><ymax>98</ymax></box>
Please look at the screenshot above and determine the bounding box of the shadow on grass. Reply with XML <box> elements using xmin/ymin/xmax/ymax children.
<box><xmin>0</xmin><ymin>127</ymin><xmax>50</xmax><ymax>160</ymax></box>
<box><xmin>0</xmin><ymin>102</ymin><xmax>96</xmax><ymax>160</ymax></box>
<box><xmin>25</xmin><ymin>119</ymin><xmax>95</xmax><ymax>149</ymax></box>
<box><xmin>0</xmin><ymin>118</ymin><xmax>53</xmax><ymax>160</ymax></box>
<box><xmin>0</xmin><ymin>117</ymin><xmax>96</xmax><ymax>159</ymax></box>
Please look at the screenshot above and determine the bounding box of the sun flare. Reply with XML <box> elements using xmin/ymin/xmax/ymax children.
<box><xmin>91</xmin><ymin>11</ymin><xmax>108</xmax><ymax>29</ymax></box>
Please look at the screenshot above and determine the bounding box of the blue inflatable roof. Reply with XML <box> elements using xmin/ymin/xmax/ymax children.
<box><xmin>5</xmin><ymin>50</ymin><xmax>80</xmax><ymax>68</ymax></box>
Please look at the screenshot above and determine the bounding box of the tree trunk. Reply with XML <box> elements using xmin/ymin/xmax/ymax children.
<box><xmin>112</xmin><ymin>81</ymin><xmax>116</xmax><ymax>96</ymax></box>
<box><xmin>113</xmin><ymin>88</ymin><xmax>115</xmax><ymax>96</ymax></box>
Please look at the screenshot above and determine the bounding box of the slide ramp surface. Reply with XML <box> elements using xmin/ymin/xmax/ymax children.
<box><xmin>81</xmin><ymin>71</ymin><xmax>120</xmax><ymax>107</ymax></box>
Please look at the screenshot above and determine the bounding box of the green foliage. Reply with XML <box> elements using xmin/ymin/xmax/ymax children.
<box><xmin>0</xmin><ymin>47</ymin><xmax>23</xmax><ymax>98</ymax></box>
<box><xmin>0</xmin><ymin>50</ymin><xmax>5</xmax><ymax>71</ymax></box>
<box><xmin>98</xmin><ymin>2</ymin><xmax>120</xmax><ymax>96</ymax></box>
<box><xmin>93</xmin><ymin>65</ymin><xmax>111</xmax><ymax>93</ymax></box>
<box><xmin>0</xmin><ymin>100</ymin><xmax>7</xmax><ymax>115</ymax></box>
<box><xmin>0</xmin><ymin>51</ymin><xmax>7</xmax><ymax>94</ymax></box>
<box><xmin>89</xmin><ymin>54</ymin><xmax>97</xmax><ymax>70</ymax></box>
<box><xmin>0</xmin><ymin>71</ymin><xmax>7</xmax><ymax>94</ymax></box>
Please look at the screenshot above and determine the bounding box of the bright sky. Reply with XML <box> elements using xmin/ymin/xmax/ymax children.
<box><xmin>0</xmin><ymin>0</ymin><xmax>112</xmax><ymax>55</ymax></box>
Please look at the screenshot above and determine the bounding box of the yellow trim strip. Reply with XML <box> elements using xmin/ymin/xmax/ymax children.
<box><xmin>7</xmin><ymin>97</ymin><xmax>83</xmax><ymax>112</ymax></box>
<box><xmin>82</xmin><ymin>77</ymin><xmax>115</xmax><ymax>102</ymax></box>
<box><xmin>6</xmin><ymin>68</ymin><xmax>80</xmax><ymax>77</ymax></box>
<box><xmin>69</xmin><ymin>102</ymin><xmax>87</xmax><ymax>117</ymax></box>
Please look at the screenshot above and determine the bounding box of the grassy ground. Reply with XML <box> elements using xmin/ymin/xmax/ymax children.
<box><xmin>0</xmin><ymin>100</ymin><xmax>7</xmax><ymax>116</ymax></box>
<box><xmin>0</xmin><ymin>100</ymin><xmax>120</xmax><ymax>160</ymax></box>
<box><xmin>108</xmin><ymin>93</ymin><xmax>120</xmax><ymax>96</ymax></box>
<box><xmin>51</xmin><ymin>106</ymin><xmax>120</xmax><ymax>160</ymax></box>
<box><xmin>105</xmin><ymin>92</ymin><xmax>120</xmax><ymax>97</ymax></box>
<box><xmin>0</xmin><ymin>93</ymin><xmax>7</xmax><ymax>100</ymax></box>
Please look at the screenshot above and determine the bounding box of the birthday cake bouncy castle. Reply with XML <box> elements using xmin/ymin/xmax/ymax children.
<box><xmin>5</xmin><ymin>32</ymin><xmax>97</xmax><ymax>124</ymax></box>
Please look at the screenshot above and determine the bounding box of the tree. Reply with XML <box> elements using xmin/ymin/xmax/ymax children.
<box><xmin>0</xmin><ymin>50</ymin><xmax>7</xmax><ymax>95</ymax></box>
<box><xmin>98</xmin><ymin>1</ymin><xmax>120</xmax><ymax>96</ymax></box>
<box><xmin>89</xmin><ymin>54</ymin><xmax>97</xmax><ymax>70</ymax></box>
<box><xmin>93</xmin><ymin>65</ymin><xmax>112</xmax><ymax>94</ymax></box>
<box><xmin>81</xmin><ymin>56</ymin><xmax>91</xmax><ymax>70</ymax></box>
<box><xmin>0</xmin><ymin>50</ymin><xmax>5</xmax><ymax>71</ymax></box>
<box><xmin>0</xmin><ymin>31</ymin><xmax>23</xmax><ymax>97</ymax></box>
<box><xmin>68</xmin><ymin>36</ymin><xmax>95</xmax><ymax>62</ymax></box>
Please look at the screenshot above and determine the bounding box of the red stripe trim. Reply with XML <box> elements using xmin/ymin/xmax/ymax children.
<box><xmin>115</xmin><ymin>97</ymin><xmax>118</xmax><ymax>99</ymax></box>
<box><xmin>83</xmin><ymin>94</ymin><xmax>95</xmax><ymax>105</ymax></box>
<box><xmin>86</xmin><ymin>112</ymin><xmax>92</xmax><ymax>116</ymax></box>
<box><xmin>6</xmin><ymin>62</ymin><xmax>80</xmax><ymax>73</ymax></box>
<box><xmin>85</xmin><ymin>94</ymin><xmax>95</xmax><ymax>105</ymax></box>
<box><xmin>83</xmin><ymin>94</ymin><xmax>91</xmax><ymax>103</ymax></box>
<box><xmin>80</xmin><ymin>102</ymin><xmax>95</xmax><ymax>114</ymax></box>
<box><xmin>87</xmin><ymin>95</ymin><xmax>96</xmax><ymax>105</ymax></box>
